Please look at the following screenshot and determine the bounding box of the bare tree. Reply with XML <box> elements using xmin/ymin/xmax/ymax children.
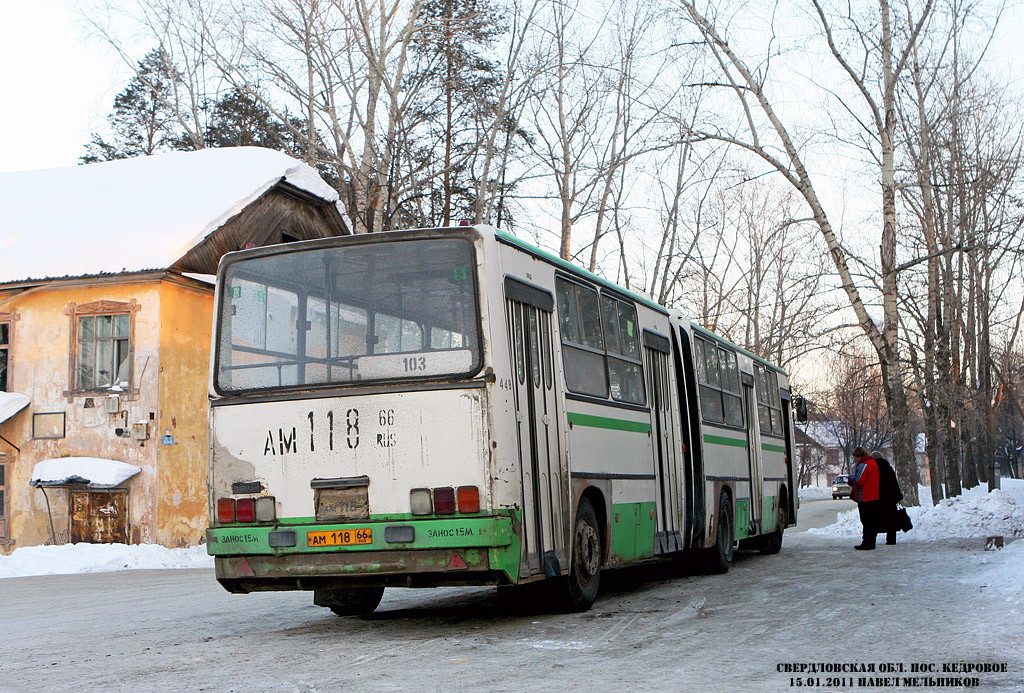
<box><xmin>676</xmin><ymin>0</ymin><xmax>934</xmax><ymax>503</ymax></box>
<box><xmin>815</xmin><ymin>353</ymin><xmax>894</xmax><ymax>473</ymax></box>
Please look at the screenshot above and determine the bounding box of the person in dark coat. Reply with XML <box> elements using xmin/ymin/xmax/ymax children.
<box><xmin>848</xmin><ymin>446</ymin><xmax>881</xmax><ymax>550</ymax></box>
<box><xmin>871</xmin><ymin>450</ymin><xmax>904</xmax><ymax>545</ymax></box>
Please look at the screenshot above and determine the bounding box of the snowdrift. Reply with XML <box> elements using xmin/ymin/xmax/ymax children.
<box><xmin>0</xmin><ymin>543</ymin><xmax>212</xmax><ymax>579</ymax></box>
<box><xmin>808</xmin><ymin>479</ymin><xmax>1024</xmax><ymax>541</ymax></box>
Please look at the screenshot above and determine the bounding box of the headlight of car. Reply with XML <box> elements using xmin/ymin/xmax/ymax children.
<box><xmin>832</xmin><ymin>486</ymin><xmax>838</xmax><ymax>492</ymax></box>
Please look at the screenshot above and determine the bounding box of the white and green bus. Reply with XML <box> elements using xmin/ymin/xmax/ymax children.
<box><xmin>206</xmin><ymin>225</ymin><xmax>798</xmax><ymax>613</ymax></box>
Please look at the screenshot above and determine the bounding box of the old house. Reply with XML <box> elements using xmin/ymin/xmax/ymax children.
<box><xmin>796</xmin><ymin>421</ymin><xmax>929</xmax><ymax>487</ymax></box>
<box><xmin>0</xmin><ymin>147</ymin><xmax>348</xmax><ymax>553</ymax></box>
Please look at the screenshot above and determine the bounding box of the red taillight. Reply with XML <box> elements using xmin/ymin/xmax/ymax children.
<box><xmin>434</xmin><ymin>487</ymin><xmax>456</xmax><ymax>514</ymax></box>
<box><xmin>217</xmin><ymin>498</ymin><xmax>236</xmax><ymax>524</ymax></box>
<box><xmin>457</xmin><ymin>486</ymin><xmax>479</xmax><ymax>513</ymax></box>
<box><xmin>236</xmin><ymin>497</ymin><xmax>255</xmax><ymax>523</ymax></box>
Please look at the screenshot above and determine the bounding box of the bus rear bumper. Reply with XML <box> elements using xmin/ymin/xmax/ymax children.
<box><xmin>207</xmin><ymin>515</ymin><xmax>521</xmax><ymax>592</ymax></box>
<box><xmin>215</xmin><ymin>548</ymin><xmax>509</xmax><ymax>592</ymax></box>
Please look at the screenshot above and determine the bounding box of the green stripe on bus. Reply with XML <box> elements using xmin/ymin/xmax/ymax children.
<box><xmin>704</xmin><ymin>434</ymin><xmax>747</xmax><ymax>448</ymax></box>
<box><xmin>762</xmin><ymin>443</ymin><xmax>787</xmax><ymax>453</ymax></box>
<box><xmin>568</xmin><ymin>412</ymin><xmax>652</xmax><ymax>433</ymax></box>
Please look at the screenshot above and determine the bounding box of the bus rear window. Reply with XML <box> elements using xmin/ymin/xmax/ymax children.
<box><xmin>215</xmin><ymin>237</ymin><xmax>480</xmax><ymax>392</ymax></box>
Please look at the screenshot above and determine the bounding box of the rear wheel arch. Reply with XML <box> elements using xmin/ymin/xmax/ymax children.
<box><xmin>577</xmin><ymin>486</ymin><xmax>608</xmax><ymax>563</ymax></box>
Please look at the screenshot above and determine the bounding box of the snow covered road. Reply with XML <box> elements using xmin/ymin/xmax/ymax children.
<box><xmin>1</xmin><ymin>506</ymin><xmax>1021</xmax><ymax>692</ymax></box>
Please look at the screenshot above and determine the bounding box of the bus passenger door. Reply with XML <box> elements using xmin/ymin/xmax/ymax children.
<box><xmin>781</xmin><ymin>397</ymin><xmax>797</xmax><ymax>524</ymax></box>
<box><xmin>742</xmin><ymin>377</ymin><xmax>763</xmax><ymax>536</ymax></box>
<box><xmin>505</xmin><ymin>283</ymin><xmax>566</xmax><ymax>579</ymax></box>
<box><xmin>644</xmin><ymin>334</ymin><xmax>680</xmax><ymax>554</ymax></box>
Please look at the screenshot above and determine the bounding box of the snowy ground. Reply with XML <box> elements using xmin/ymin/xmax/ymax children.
<box><xmin>798</xmin><ymin>485</ymin><xmax>837</xmax><ymax>501</ymax></box>
<box><xmin>2</xmin><ymin>499</ymin><xmax>1023</xmax><ymax>690</ymax></box>
<box><xmin>805</xmin><ymin>479</ymin><xmax>1024</xmax><ymax>600</ymax></box>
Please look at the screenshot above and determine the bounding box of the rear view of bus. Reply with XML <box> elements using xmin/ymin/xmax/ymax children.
<box><xmin>205</xmin><ymin>229</ymin><xmax>510</xmax><ymax>615</ymax></box>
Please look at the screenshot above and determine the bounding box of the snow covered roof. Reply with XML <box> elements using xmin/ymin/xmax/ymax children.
<box><xmin>798</xmin><ymin>421</ymin><xmax>845</xmax><ymax>449</ymax></box>
<box><xmin>0</xmin><ymin>391</ymin><xmax>29</xmax><ymax>425</ymax></box>
<box><xmin>0</xmin><ymin>147</ymin><xmax>341</xmax><ymax>284</ymax></box>
<box><xmin>30</xmin><ymin>457</ymin><xmax>142</xmax><ymax>488</ymax></box>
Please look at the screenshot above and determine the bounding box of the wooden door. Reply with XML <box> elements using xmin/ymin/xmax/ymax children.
<box><xmin>0</xmin><ymin>460</ymin><xmax>7</xmax><ymax>542</ymax></box>
<box><xmin>70</xmin><ymin>490</ymin><xmax>128</xmax><ymax>544</ymax></box>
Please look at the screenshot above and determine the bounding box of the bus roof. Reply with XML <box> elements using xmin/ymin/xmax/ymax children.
<box><xmin>688</xmin><ymin>321</ymin><xmax>788</xmax><ymax>376</ymax></box>
<box><xmin>490</xmin><ymin>227</ymin><xmax>786</xmax><ymax>376</ymax></box>
<box><xmin>493</xmin><ymin>228</ymin><xmax>667</xmax><ymax>315</ymax></box>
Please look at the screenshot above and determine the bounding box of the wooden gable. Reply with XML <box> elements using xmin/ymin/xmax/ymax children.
<box><xmin>171</xmin><ymin>182</ymin><xmax>348</xmax><ymax>275</ymax></box>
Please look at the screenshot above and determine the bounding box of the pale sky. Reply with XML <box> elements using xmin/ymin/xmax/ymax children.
<box><xmin>0</xmin><ymin>1</ymin><xmax>130</xmax><ymax>173</ymax></box>
<box><xmin>1</xmin><ymin>0</ymin><xmax>1022</xmax><ymax>175</ymax></box>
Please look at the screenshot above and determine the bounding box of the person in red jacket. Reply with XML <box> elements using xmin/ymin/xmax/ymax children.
<box><xmin>848</xmin><ymin>446</ymin><xmax>881</xmax><ymax>550</ymax></box>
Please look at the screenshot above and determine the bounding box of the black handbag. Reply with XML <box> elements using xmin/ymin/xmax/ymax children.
<box><xmin>896</xmin><ymin>505</ymin><xmax>913</xmax><ymax>532</ymax></box>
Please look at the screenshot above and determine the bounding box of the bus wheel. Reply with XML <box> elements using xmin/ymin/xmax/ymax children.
<box><xmin>313</xmin><ymin>586</ymin><xmax>385</xmax><ymax>616</ymax></box>
<box><xmin>760</xmin><ymin>504</ymin><xmax>786</xmax><ymax>555</ymax></box>
<box><xmin>563</xmin><ymin>497</ymin><xmax>601</xmax><ymax>611</ymax></box>
<box><xmin>705</xmin><ymin>493</ymin><xmax>734</xmax><ymax>574</ymax></box>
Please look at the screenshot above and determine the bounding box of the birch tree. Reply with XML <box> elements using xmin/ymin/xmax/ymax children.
<box><xmin>676</xmin><ymin>0</ymin><xmax>933</xmax><ymax>503</ymax></box>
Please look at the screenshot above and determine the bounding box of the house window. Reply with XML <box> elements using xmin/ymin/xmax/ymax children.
<box><xmin>77</xmin><ymin>314</ymin><xmax>131</xmax><ymax>390</ymax></box>
<box><xmin>0</xmin><ymin>321</ymin><xmax>9</xmax><ymax>391</ymax></box>
<box><xmin>67</xmin><ymin>300</ymin><xmax>137</xmax><ymax>394</ymax></box>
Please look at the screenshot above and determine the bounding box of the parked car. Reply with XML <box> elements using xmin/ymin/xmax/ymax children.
<box><xmin>832</xmin><ymin>475</ymin><xmax>852</xmax><ymax>500</ymax></box>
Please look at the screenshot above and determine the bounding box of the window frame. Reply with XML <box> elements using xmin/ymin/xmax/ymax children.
<box><xmin>693</xmin><ymin>334</ymin><xmax>744</xmax><ymax>429</ymax></box>
<box><xmin>65</xmin><ymin>300</ymin><xmax>139</xmax><ymax>397</ymax></box>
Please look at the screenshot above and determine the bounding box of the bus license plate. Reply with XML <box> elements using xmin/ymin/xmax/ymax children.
<box><xmin>307</xmin><ymin>528</ymin><xmax>372</xmax><ymax>547</ymax></box>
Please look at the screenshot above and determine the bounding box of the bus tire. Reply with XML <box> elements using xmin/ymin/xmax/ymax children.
<box><xmin>705</xmin><ymin>493</ymin><xmax>734</xmax><ymax>574</ymax></box>
<box><xmin>313</xmin><ymin>585</ymin><xmax>385</xmax><ymax>616</ymax></box>
<box><xmin>562</xmin><ymin>496</ymin><xmax>601</xmax><ymax>612</ymax></box>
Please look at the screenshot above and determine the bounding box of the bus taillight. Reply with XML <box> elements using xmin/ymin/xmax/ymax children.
<box><xmin>434</xmin><ymin>487</ymin><xmax>456</xmax><ymax>514</ymax></box>
<box><xmin>410</xmin><ymin>488</ymin><xmax>432</xmax><ymax>515</ymax></box>
<box><xmin>457</xmin><ymin>486</ymin><xmax>479</xmax><ymax>513</ymax></box>
<box><xmin>255</xmin><ymin>496</ymin><xmax>276</xmax><ymax>522</ymax></box>
<box><xmin>236</xmin><ymin>498</ymin><xmax>255</xmax><ymax>523</ymax></box>
<box><xmin>217</xmin><ymin>498</ymin><xmax>236</xmax><ymax>524</ymax></box>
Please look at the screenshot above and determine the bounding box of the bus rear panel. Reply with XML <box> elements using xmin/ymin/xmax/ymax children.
<box><xmin>206</xmin><ymin>230</ymin><xmax>522</xmax><ymax>592</ymax></box>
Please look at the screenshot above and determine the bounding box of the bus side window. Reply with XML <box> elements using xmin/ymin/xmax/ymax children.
<box><xmin>576</xmin><ymin>285</ymin><xmax>604</xmax><ymax>351</ymax></box>
<box><xmin>555</xmin><ymin>278</ymin><xmax>608</xmax><ymax>398</ymax></box>
<box><xmin>768</xmin><ymin>370</ymin><xmax>783</xmax><ymax>435</ymax></box>
<box><xmin>755</xmin><ymin>365</ymin><xmax>784</xmax><ymax>436</ymax></box>
<box><xmin>696</xmin><ymin>336</ymin><xmax>724</xmax><ymax>423</ymax></box>
<box><xmin>556</xmin><ymin>281</ymin><xmax>580</xmax><ymax>344</ymax></box>
<box><xmin>721</xmin><ymin>349</ymin><xmax>743</xmax><ymax>427</ymax></box>
<box><xmin>603</xmin><ymin>297</ymin><xmax>645</xmax><ymax>405</ymax></box>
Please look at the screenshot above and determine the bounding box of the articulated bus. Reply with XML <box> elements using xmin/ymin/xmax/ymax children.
<box><xmin>205</xmin><ymin>225</ymin><xmax>798</xmax><ymax>613</ymax></box>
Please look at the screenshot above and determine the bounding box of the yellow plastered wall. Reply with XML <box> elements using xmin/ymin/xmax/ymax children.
<box><xmin>0</xmin><ymin>278</ymin><xmax>213</xmax><ymax>552</ymax></box>
<box><xmin>155</xmin><ymin>280</ymin><xmax>214</xmax><ymax>547</ymax></box>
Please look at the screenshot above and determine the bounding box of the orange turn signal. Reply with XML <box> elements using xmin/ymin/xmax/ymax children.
<box><xmin>457</xmin><ymin>486</ymin><xmax>480</xmax><ymax>513</ymax></box>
